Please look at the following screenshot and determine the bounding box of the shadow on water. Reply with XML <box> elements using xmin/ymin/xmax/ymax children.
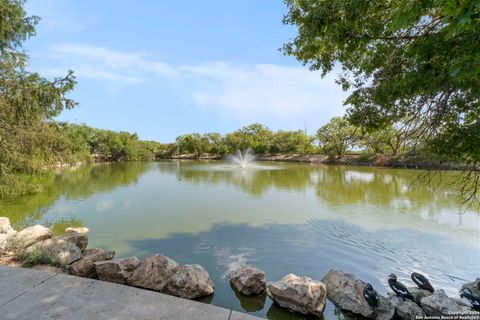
<box><xmin>122</xmin><ymin>220</ymin><xmax>479</xmax><ymax>320</ymax></box>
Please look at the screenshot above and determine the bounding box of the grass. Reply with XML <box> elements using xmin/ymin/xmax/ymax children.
<box><xmin>4</xmin><ymin>236</ymin><xmax>67</xmax><ymax>270</ymax></box>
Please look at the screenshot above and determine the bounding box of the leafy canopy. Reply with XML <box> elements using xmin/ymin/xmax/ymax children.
<box><xmin>283</xmin><ymin>0</ymin><xmax>480</xmax><ymax>201</ymax></box>
<box><xmin>0</xmin><ymin>0</ymin><xmax>77</xmax><ymax>196</ymax></box>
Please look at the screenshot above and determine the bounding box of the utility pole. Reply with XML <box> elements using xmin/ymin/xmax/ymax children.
<box><xmin>304</xmin><ymin>121</ymin><xmax>307</xmax><ymax>135</ymax></box>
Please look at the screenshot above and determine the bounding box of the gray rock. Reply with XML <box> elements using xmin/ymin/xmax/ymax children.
<box><xmin>127</xmin><ymin>254</ymin><xmax>179</xmax><ymax>291</ymax></box>
<box><xmin>463</xmin><ymin>278</ymin><xmax>480</xmax><ymax>296</ymax></box>
<box><xmin>374</xmin><ymin>295</ymin><xmax>395</xmax><ymax>320</ymax></box>
<box><xmin>0</xmin><ymin>217</ymin><xmax>14</xmax><ymax>234</ymax></box>
<box><xmin>56</xmin><ymin>232</ymin><xmax>88</xmax><ymax>252</ymax></box>
<box><xmin>65</xmin><ymin>227</ymin><xmax>89</xmax><ymax>234</ymax></box>
<box><xmin>95</xmin><ymin>257</ymin><xmax>141</xmax><ymax>284</ymax></box>
<box><xmin>26</xmin><ymin>238</ymin><xmax>82</xmax><ymax>264</ymax></box>
<box><xmin>15</xmin><ymin>225</ymin><xmax>53</xmax><ymax>249</ymax></box>
<box><xmin>321</xmin><ymin>269</ymin><xmax>373</xmax><ymax>318</ymax></box>
<box><xmin>408</xmin><ymin>286</ymin><xmax>432</xmax><ymax>305</ymax></box>
<box><xmin>420</xmin><ymin>289</ymin><xmax>469</xmax><ymax>316</ymax></box>
<box><xmin>229</xmin><ymin>265</ymin><xmax>266</xmax><ymax>295</ymax></box>
<box><xmin>68</xmin><ymin>248</ymin><xmax>115</xmax><ymax>278</ymax></box>
<box><xmin>267</xmin><ymin>273</ymin><xmax>327</xmax><ymax>317</ymax></box>
<box><xmin>389</xmin><ymin>295</ymin><xmax>425</xmax><ymax>320</ymax></box>
<box><xmin>164</xmin><ymin>264</ymin><xmax>214</xmax><ymax>299</ymax></box>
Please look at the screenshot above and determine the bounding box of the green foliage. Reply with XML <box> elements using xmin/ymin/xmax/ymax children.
<box><xmin>20</xmin><ymin>248</ymin><xmax>67</xmax><ymax>269</ymax></box>
<box><xmin>316</xmin><ymin>117</ymin><xmax>360</xmax><ymax>158</ymax></box>
<box><xmin>283</xmin><ymin>0</ymin><xmax>480</xmax><ymax>201</ymax></box>
<box><xmin>0</xmin><ymin>0</ymin><xmax>77</xmax><ymax>196</ymax></box>
<box><xmin>224</xmin><ymin>123</ymin><xmax>273</xmax><ymax>154</ymax></box>
<box><xmin>270</xmin><ymin>130</ymin><xmax>315</xmax><ymax>154</ymax></box>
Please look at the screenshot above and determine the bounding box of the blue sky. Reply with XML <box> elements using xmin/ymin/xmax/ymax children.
<box><xmin>24</xmin><ymin>0</ymin><xmax>347</xmax><ymax>142</ymax></box>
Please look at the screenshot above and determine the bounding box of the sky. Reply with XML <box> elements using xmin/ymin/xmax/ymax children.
<box><xmin>24</xmin><ymin>0</ymin><xmax>348</xmax><ymax>142</ymax></box>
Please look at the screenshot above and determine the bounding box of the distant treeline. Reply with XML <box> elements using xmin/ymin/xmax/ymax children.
<box><xmin>159</xmin><ymin>119</ymin><xmax>430</xmax><ymax>162</ymax></box>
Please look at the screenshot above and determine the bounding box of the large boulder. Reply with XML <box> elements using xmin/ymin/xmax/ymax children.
<box><xmin>127</xmin><ymin>254</ymin><xmax>179</xmax><ymax>291</ymax></box>
<box><xmin>373</xmin><ymin>295</ymin><xmax>395</xmax><ymax>320</ymax></box>
<box><xmin>229</xmin><ymin>265</ymin><xmax>266</xmax><ymax>295</ymax></box>
<box><xmin>56</xmin><ymin>231</ymin><xmax>88</xmax><ymax>252</ymax></box>
<box><xmin>389</xmin><ymin>295</ymin><xmax>425</xmax><ymax>320</ymax></box>
<box><xmin>408</xmin><ymin>286</ymin><xmax>432</xmax><ymax>305</ymax></box>
<box><xmin>95</xmin><ymin>257</ymin><xmax>141</xmax><ymax>284</ymax></box>
<box><xmin>15</xmin><ymin>225</ymin><xmax>53</xmax><ymax>249</ymax></box>
<box><xmin>463</xmin><ymin>278</ymin><xmax>480</xmax><ymax>296</ymax></box>
<box><xmin>267</xmin><ymin>273</ymin><xmax>327</xmax><ymax>317</ymax></box>
<box><xmin>420</xmin><ymin>289</ymin><xmax>471</xmax><ymax>316</ymax></box>
<box><xmin>321</xmin><ymin>269</ymin><xmax>373</xmax><ymax>318</ymax></box>
<box><xmin>26</xmin><ymin>238</ymin><xmax>82</xmax><ymax>264</ymax></box>
<box><xmin>68</xmin><ymin>248</ymin><xmax>115</xmax><ymax>278</ymax></box>
<box><xmin>164</xmin><ymin>264</ymin><xmax>214</xmax><ymax>299</ymax></box>
<box><xmin>0</xmin><ymin>217</ymin><xmax>14</xmax><ymax>234</ymax></box>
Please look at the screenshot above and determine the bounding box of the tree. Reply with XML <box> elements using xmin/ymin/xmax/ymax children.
<box><xmin>283</xmin><ymin>0</ymin><xmax>480</xmax><ymax>202</ymax></box>
<box><xmin>316</xmin><ymin>117</ymin><xmax>360</xmax><ymax>158</ymax></box>
<box><xmin>270</xmin><ymin>130</ymin><xmax>315</xmax><ymax>154</ymax></box>
<box><xmin>0</xmin><ymin>0</ymin><xmax>77</xmax><ymax>196</ymax></box>
<box><xmin>224</xmin><ymin>123</ymin><xmax>273</xmax><ymax>154</ymax></box>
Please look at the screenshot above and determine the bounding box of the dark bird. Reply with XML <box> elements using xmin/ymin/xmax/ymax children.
<box><xmin>388</xmin><ymin>274</ymin><xmax>415</xmax><ymax>301</ymax></box>
<box><xmin>411</xmin><ymin>272</ymin><xmax>434</xmax><ymax>293</ymax></box>
<box><xmin>363</xmin><ymin>283</ymin><xmax>379</xmax><ymax>308</ymax></box>
<box><xmin>460</xmin><ymin>287</ymin><xmax>480</xmax><ymax>311</ymax></box>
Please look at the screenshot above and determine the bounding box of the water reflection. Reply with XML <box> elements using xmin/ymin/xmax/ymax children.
<box><xmin>0</xmin><ymin>161</ymin><xmax>478</xmax><ymax>320</ymax></box>
<box><xmin>122</xmin><ymin>220</ymin><xmax>479</xmax><ymax>320</ymax></box>
<box><xmin>0</xmin><ymin>162</ymin><xmax>150</xmax><ymax>229</ymax></box>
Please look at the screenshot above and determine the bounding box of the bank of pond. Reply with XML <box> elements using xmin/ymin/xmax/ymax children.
<box><xmin>0</xmin><ymin>218</ymin><xmax>478</xmax><ymax>320</ymax></box>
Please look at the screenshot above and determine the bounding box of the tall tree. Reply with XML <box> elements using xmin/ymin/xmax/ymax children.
<box><xmin>283</xmin><ymin>0</ymin><xmax>480</xmax><ymax>203</ymax></box>
<box><xmin>316</xmin><ymin>117</ymin><xmax>360</xmax><ymax>158</ymax></box>
<box><xmin>0</xmin><ymin>0</ymin><xmax>76</xmax><ymax>196</ymax></box>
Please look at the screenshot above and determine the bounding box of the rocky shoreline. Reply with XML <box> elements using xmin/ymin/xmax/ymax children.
<box><xmin>0</xmin><ymin>217</ymin><xmax>478</xmax><ymax>319</ymax></box>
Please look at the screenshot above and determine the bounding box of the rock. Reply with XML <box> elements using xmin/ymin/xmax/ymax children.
<box><xmin>321</xmin><ymin>269</ymin><xmax>373</xmax><ymax>318</ymax></box>
<box><xmin>463</xmin><ymin>278</ymin><xmax>480</xmax><ymax>296</ymax></box>
<box><xmin>420</xmin><ymin>289</ymin><xmax>469</xmax><ymax>316</ymax></box>
<box><xmin>229</xmin><ymin>265</ymin><xmax>266</xmax><ymax>295</ymax></box>
<box><xmin>68</xmin><ymin>248</ymin><xmax>115</xmax><ymax>278</ymax></box>
<box><xmin>127</xmin><ymin>254</ymin><xmax>179</xmax><ymax>291</ymax></box>
<box><xmin>0</xmin><ymin>217</ymin><xmax>14</xmax><ymax>234</ymax></box>
<box><xmin>56</xmin><ymin>232</ymin><xmax>88</xmax><ymax>252</ymax></box>
<box><xmin>267</xmin><ymin>273</ymin><xmax>327</xmax><ymax>317</ymax></box>
<box><xmin>15</xmin><ymin>225</ymin><xmax>53</xmax><ymax>249</ymax></box>
<box><xmin>65</xmin><ymin>227</ymin><xmax>89</xmax><ymax>234</ymax></box>
<box><xmin>408</xmin><ymin>286</ymin><xmax>432</xmax><ymax>305</ymax></box>
<box><xmin>374</xmin><ymin>295</ymin><xmax>395</xmax><ymax>320</ymax></box>
<box><xmin>26</xmin><ymin>238</ymin><xmax>82</xmax><ymax>264</ymax></box>
<box><xmin>164</xmin><ymin>264</ymin><xmax>214</xmax><ymax>299</ymax></box>
<box><xmin>95</xmin><ymin>257</ymin><xmax>141</xmax><ymax>284</ymax></box>
<box><xmin>389</xmin><ymin>295</ymin><xmax>425</xmax><ymax>320</ymax></box>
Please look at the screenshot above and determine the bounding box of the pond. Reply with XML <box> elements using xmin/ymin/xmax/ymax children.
<box><xmin>1</xmin><ymin>161</ymin><xmax>479</xmax><ymax>319</ymax></box>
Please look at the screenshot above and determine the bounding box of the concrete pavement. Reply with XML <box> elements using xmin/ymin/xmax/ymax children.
<box><xmin>0</xmin><ymin>265</ymin><xmax>262</xmax><ymax>320</ymax></box>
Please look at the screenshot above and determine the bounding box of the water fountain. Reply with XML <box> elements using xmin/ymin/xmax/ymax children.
<box><xmin>229</xmin><ymin>149</ymin><xmax>256</xmax><ymax>168</ymax></box>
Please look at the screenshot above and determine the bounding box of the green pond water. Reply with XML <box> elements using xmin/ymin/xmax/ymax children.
<box><xmin>1</xmin><ymin>161</ymin><xmax>479</xmax><ymax>319</ymax></box>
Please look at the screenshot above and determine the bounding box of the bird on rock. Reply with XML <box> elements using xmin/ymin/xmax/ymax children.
<box><xmin>363</xmin><ymin>283</ymin><xmax>379</xmax><ymax>308</ymax></box>
<box><xmin>460</xmin><ymin>287</ymin><xmax>480</xmax><ymax>311</ymax></box>
<box><xmin>388</xmin><ymin>274</ymin><xmax>415</xmax><ymax>301</ymax></box>
<box><xmin>411</xmin><ymin>272</ymin><xmax>434</xmax><ymax>293</ymax></box>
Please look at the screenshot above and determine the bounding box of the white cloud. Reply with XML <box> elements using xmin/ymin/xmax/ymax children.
<box><xmin>45</xmin><ymin>43</ymin><xmax>347</xmax><ymax>125</ymax></box>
